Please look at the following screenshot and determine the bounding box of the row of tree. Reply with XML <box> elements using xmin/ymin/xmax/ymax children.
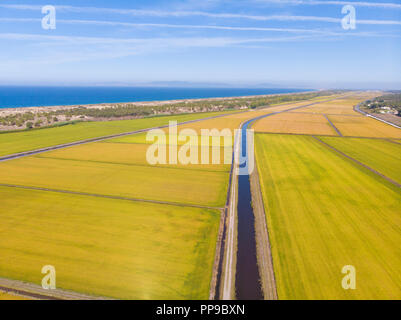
<box><xmin>0</xmin><ymin>90</ymin><xmax>344</xmax><ymax>129</ymax></box>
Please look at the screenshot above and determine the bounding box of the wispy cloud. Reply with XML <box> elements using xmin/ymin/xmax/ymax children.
<box><xmin>0</xmin><ymin>32</ymin><xmax>321</xmax><ymax>66</ymax></box>
<box><xmin>1</xmin><ymin>4</ymin><xmax>401</xmax><ymax>22</ymax></box>
<box><xmin>0</xmin><ymin>15</ymin><xmax>400</xmax><ymax>27</ymax></box>
<box><xmin>254</xmin><ymin>0</ymin><xmax>401</xmax><ymax>9</ymax></box>
<box><xmin>0</xmin><ymin>3</ymin><xmax>400</xmax><ymax>26</ymax></box>
<box><xmin>0</xmin><ymin>32</ymin><xmax>317</xmax><ymax>45</ymax></box>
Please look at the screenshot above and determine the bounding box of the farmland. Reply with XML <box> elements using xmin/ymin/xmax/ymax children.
<box><xmin>0</xmin><ymin>111</ymin><xmax>234</xmax><ymax>157</ymax></box>
<box><xmin>319</xmin><ymin>137</ymin><xmax>401</xmax><ymax>184</ymax></box>
<box><xmin>298</xmin><ymin>99</ymin><xmax>358</xmax><ymax>115</ymax></box>
<box><xmin>254</xmin><ymin>134</ymin><xmax>401</xmax><ymax>299</ymax></box>
<box><xmin>37</xmin><ymin>142</ymin><xmax>232</xmax><ymax>172</ymax></box>
<box><xmin>1</xmin><ymin>99</ymin><xmax>307</xmax><ymax>300</ymax></box>
<box><xmin>2</xmin><ymin>91</ymin><xmax>399</xmax><ymax>301</ymax></box>
<box><xmin>0</xmin><ymin>156</ymin><xmax>229</xmax><ymax>207</ymax></box>
<box><xmin>0</xmin><ymin>186</ymin><xmax>219</xmax><ymax>299</ymax></box>
<box><xmin>300</xmin><ymin>94</ymin><xmax>379</xmax><ymax>115</ymax></box>
<box><xmin>253</xmin><ymin>113</ymin><xmax>337</xmax><ymax>136</ymax></box>
<box><xmin>327</xmin><ymin>115</ymin><xmax>401</xmax><ymax>138</ymax></box>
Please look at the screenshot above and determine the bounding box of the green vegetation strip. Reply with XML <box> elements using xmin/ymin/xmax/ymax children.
<box><xmin>0</xmin><ymin>111</ymin><xmax>232</xmax><ymax>157</ymax></box>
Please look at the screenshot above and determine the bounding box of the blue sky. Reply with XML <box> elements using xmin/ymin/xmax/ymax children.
<box><xmin>0</xmin><ymin>0</ymin><xmax>400</xmax><ymax>89</ymax></box>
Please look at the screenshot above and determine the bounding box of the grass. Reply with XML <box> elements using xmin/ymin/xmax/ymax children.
<box><xmin>253</xmin><ymin>113</ymin><xmax>337</xmax><ymax>135</ymax></box>
<box><xmin>0</xmin><ymin>111</ymin><xmax>234</xmax><ymax>157</ymax></box>
<box><xmin>319</xmin><ymin>137</ymin><xmax>401</xmax><ymax>184</ymax></box>
<box><xmin>0</xmin><ymin>155</ymin><xmax>229</xmax><ymax>207</ymax></box>
<box><xmin>255</xmin><ymin>133</ymin><xmax>401</xmax><ymax>299</ymax></box>
<box><xmin>328</xmin><ymin>115</ymin><xmax>401</xmax><ymax>138</ymax></box>
<box><xmin>0</xmin><ymin>186</ymin><xmax>220</xmax><ymax>299</ymax></box>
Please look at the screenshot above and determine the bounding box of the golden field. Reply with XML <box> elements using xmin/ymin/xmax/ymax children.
<box><xmin>328</xmin><ymin>115</ymin><xmax>401</xmax><ymax>138</ymax></box>
<box><xmin>37</xmin><ymin>141</ymin><xmax>232</xmax><ymax>172</ymax></box>
<box><xmin>253</xmin><ymin>112</ymin><xmax>338</xmax><ymax>135</ymax></box>
<box><xmin>320</xmin><ymin>137</ymin><xmax>401</xmax><ymax>184</ymax></box>
<box><xmin>0</xmin><ymin>155</ymin><xmax>229</xmax><ymax>207</ymax></box>
<box><xmin>0</xmin><ymin>186</ymin><xmax>220</xmax><ymax>299</ymax></box>
<box><xmin>255</xmin><ymin>133</ymin><xmax>401</xmax><ymax>299</ymax></box>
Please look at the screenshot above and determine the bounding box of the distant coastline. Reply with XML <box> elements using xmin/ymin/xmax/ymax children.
<box><xmin>0</xmin><ymin>86</ymin><xmax>311</xmax><ymax>110</ymax></box>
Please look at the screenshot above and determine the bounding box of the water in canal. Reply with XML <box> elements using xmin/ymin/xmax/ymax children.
<box><xmin>235</xmin><ymin>118</ymin><xmax>264</xmax><ymax>300</ymax></box>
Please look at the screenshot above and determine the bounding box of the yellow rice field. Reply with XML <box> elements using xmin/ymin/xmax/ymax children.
<box><xmin>0</xmin><ymin>156</ymin><xmax>229</xmax><ymax>207</ymax></box>
<box><xmin>0</xmin><ymin>186</ymin><xmax>220</xmax><ymax>299</ymax></box>
<box><xmin>253</xmin><ymin>112</ymin><xmax>338</xmax><ymax>135</ymax></box>
<box><xmin>328</xmin><ymin>115</ymin><xmax>401</xmax><ymax>138</ymax></box>
<box><xmin>255</xmin><ymin>134</ymin><xmax>401</xmax><ymax>299</ymax></box>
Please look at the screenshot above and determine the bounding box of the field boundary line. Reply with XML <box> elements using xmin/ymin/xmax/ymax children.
<box><xmin>0</xmin><ymin>183</ymin><xmax>225</xmax><ymax>210</ymax></box>
<box><xmin>312</xmin><ymin>136</ymin><xmax>401</xmax><ymax>188</ymax></box>
<box><xmin>386</xmin><ymin>139</ymin><xmax>401</xmax><ymax>146</ymax></box>
<box><xmin>34</xmin><ymin>155</ymin><xmax>231</xmax><ymax>174</ymax></box>
<box><xmin>255</xmin><ymin>131</ymin><xmax>400</xmax><ymax>140</ymax></box>
<box><xmin>324</xmin><ymin>114</ymin><xmax>343</xmax><ymax>136</ymax></box>
<box><xmin>288</xmin><ymin>111</ymin><xmax>362</xmax><ymax>117</ymax></box>
<box><xmin>0</xmin><ymin>277</ymin><xmax>113</xmax><ymax>300</ymax></box>
<box><xmin>250</xmin><ymin>163</ymin><xmax>278</xmax><ymax>300</ymax></box>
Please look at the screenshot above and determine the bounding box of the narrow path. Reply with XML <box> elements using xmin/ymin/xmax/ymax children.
<box><xmin>256</xmin><ymin>131</ymin><xmax>399</xmax><ymax>140</ymax></box>
<box><xmin>324</xmin><ymin>114</ymin><xmax>343</xmax><ymax>136</ymax></box>
<box><xmin>354</xmin><ymin>103</ymin><xmax>401</xmax><ymax>129</ymax></box>
<box><xmin>0</xmin><ymin>277</ymin><xmax>112</xmax><ymax>300</ymax></box>
<box><xmin>221</xmin><ymin>132</ymin><xmax>240</xmax><ymax>300</ymax></box>
<box><xmin>0</xmin><ymin>183</ymin><xmax>224</xmax><ymax>210</ymax></box>
<box><xmin>312</xmin><ymin>136</ymin><xmax>401</xmax><ymax>188</ymax></box>
<box><xmin>387</xmin><ymin>139</ymin><xmax>401</xmax><ymax>145</ymax></box>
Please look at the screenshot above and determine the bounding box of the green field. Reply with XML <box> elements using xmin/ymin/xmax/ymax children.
<box><xmin>0</xmin><ymin>186</ymin><xmax>220</xmax><ymax>299</ymax></box>
<box><xmin>255</xmin><ymin>134</ymin><xmax>401</xmax><ymax>299</ymax></box>
<box><xmin>0</xmin><ymin>155</ymin><xmax>228</xmax><ymax>207</ymax></box>
<box><xmin>319</xmin><ymin>137</ymin><xmax>401</xmax><ymax>184</ymax></box>
<box><xmin>0</xmin><ymin>111</ymin><xmax>233</xmax><ymax>157</ymax></box>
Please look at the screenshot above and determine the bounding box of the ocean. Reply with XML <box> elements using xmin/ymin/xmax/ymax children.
<box><xmin>0</xmin><ymin>86</ymin><xmax>308</xmax><ymax>109</ymax></box>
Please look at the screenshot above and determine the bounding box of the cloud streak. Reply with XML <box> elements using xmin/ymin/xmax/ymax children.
<box><xmin>0</xmin><ymin>15</ymin><xmax>400</xmax><ymax>28</ymax></box>
<box><xmin>255</xmin><ymin>0</ymin><xmax>401</xmax><ymax>9</ymax></box>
